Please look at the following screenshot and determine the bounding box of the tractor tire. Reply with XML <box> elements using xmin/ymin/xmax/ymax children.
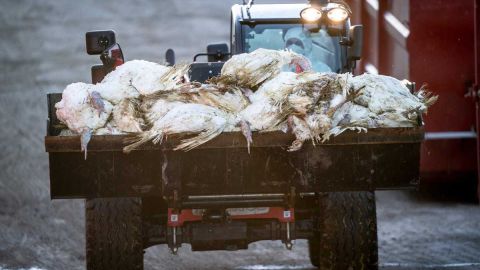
<box><xmin>86</xmin><ymin>198</ymin><xmax>144</xmax><ymax>270</ymax></box>
<box><xmin>308</xmin><ymin>191</ymin><xmax>378</xmax><ymax>270</ymax></box>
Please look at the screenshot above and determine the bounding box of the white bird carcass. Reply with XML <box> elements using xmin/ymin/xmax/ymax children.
<box><xmin>215</xmin><ymin>48</ymin><xmax>312</xmax><ymax>89</ymax></box>
<box><xmin>328</xmin><ymin>101</ymin><xmax>376</xmax><ymax>137</ymax></box>
<box><xmin>55</xmin><ymin>82</ymin><xmax>113</xmax><ymax>157</ymax></box>
<box><xmin>140</xmin><ymin>83</ymin><xmax>251</xmax><ymax>130</ymax></box>
<box><xmin>111</xmin><ymin>99</ymin><xmax>145</xmax><ymax>133</ymax></box>
<box><xmin>143</xmin><ymin>83</ymin><xmax>250</xmax><ymax>113</ymax></box>
<box><xmin>350</xmin><ymin>73</ymin><xmax>433</xmax><ymax>120</ymax></box>
<box><xmin>124</xmin><ymin>103</ymin><xmax>241</xmax><ymax>152</ymax></box>
<box><xmin>54</xmin><ymin>49</ymin><xmax>438</xmax><ymax>156</ymax></box>
<box><xmin>240</xmin><ymin>72</ymin><xmax>298</xmax><ymax>132</ymax></box>
<box><xmin>326</xmin><ymin>73</ymin><xmax>437</xmax><ymax>138</ymax></box>
<box><xmin>195</xmin><ymin>85</ymin><xmax>251</xmax><ymax>113</ymax></box>
<box><xmin>144</xmin><ymin>99</ymin><xmax>186</xmax><ymax>125</ymax></box>
<box><xmin>95</xmin><ymin>60</ymin><xmax>189</xmax><ymax>104</ymax></box>
<box><xmin>284</xmin><ymin>72</ymin><xmax>358</xmax><ymax>150</ymax></box>
<box><xmin>135</xmin><ymin>84</ymin><xmax>254</xmax><ymax>151</ymax></box>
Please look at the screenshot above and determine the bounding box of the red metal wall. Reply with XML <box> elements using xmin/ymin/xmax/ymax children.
<box><xmin>347</xmin><ymin>0</ymin><xmax>478</xmax><ymax>190</ymax></box>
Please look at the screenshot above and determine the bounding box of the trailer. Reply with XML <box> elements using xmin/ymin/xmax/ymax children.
<box><xmin>45</xmin><ymin>1</ymin><xmax>425</xmax><ymax>269</ymax></box>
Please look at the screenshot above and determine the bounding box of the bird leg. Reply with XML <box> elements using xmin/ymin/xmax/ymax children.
<box><xmin>347</xmin><ymin>85</ymin><xmax>365</xmax><ymax>101</ymax></box>
<box><xmin>239</xmin><ymin>120</ymin><xmax>253</xmax><ymax>154</ymax></box>
<box><xmin>286</xmin><ymin>115</ymin><xmax>295</xmax><ymax>133</ymax></box>
<box><xmin>325</xmin><ymin>85</ymin><xmax>365</xmax><ymax>118</ymax></box>
<box><xmin>322</xmin><ymin>126</ymin><xmax>367</xmax><ymax>142</ymax></box>
<box><xmin>80</xmin><ymin>129</ymin><xmax>92</xmax><ymax>160</ymax></box>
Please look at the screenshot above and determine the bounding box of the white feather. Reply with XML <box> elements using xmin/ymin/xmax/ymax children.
<box><xmin>55</xmin><ymin>82</ymin><xmax>112</xmax><ymax>133</ymax></box>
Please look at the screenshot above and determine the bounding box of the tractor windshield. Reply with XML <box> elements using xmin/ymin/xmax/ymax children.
<box><xmin>242</xmin><ymin>24</ymin><xmax>342</xmax><ymax>73</ymax></box>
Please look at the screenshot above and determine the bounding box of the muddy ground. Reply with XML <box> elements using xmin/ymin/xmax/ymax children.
<box><xmin>1</xmin><ymin>1</ymin><xmax>480</xmax><ymax>269</ymax></box>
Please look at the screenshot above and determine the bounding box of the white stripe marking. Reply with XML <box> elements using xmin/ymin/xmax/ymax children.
<box><xmin>425</xmin><ymin>131</ymin><xmax>477</xmax><ymax>140</ymax></box>
<box><xmin>235</xmin><ymin>265</ymin><xmax>312</xmax><ymax>270</ymax></box>
<box><xmin>384</xmin><ymin>12</ymin><xmax>410</xmax><ymax>38</ymax></box>
<box><xmin>0</xmin><ymin>267</ymin><xmax>47</xmax><ymax>270</ymax></box>
<box><xmin>381</xmin><ymin>262</ymin><xmax>480</xmax><ymax>268</ymax></box>
<box><xmin>366</xmin><ymin>0</ymin><xmax>379</xmax><ymax>11</ymax></box>
<box><xmin>236</xmin><ymin>263</ymin><xmax>480</xmax><ymax>269</ymax></box>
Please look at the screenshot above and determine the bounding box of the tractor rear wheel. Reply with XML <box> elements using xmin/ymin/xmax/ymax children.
<box><xmin>308</xmin><ymin>191</ymin><xmax>378</xmax><ymax>269</ymax></box>
<box><xmin>86</xmin><ymin>197</ymin><xmax>144</xmax><ymax>270</ymax></box>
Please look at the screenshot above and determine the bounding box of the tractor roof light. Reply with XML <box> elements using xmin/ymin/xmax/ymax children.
<box><xmin>300</xmin><ymin>7</ymin><xmax>322</xmax><ymax>23</ymax></box>
<box><xmin>327</xmin><ymin>6</ymin><xmax>349</xmax><ymax>23</ymax></box>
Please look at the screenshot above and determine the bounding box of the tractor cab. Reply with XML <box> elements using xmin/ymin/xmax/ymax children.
<box><xmin>188</xmin><ymin>0</ymin><xmax>363</xmax><ymax>82</ymax></box>
<box><xmin>85</xmin><ymin>1</ymin><xmax>363</xmax><ymax>84</ymax></box>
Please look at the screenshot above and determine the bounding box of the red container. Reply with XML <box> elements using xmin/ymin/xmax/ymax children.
<box><xmin>347</xmin><ymin>0</ymin><xmax>479</xmax><ymax>199</ymax></box>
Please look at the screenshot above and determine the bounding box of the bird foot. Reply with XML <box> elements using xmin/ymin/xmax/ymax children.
<box><xmin>288</xmin><ymin>139</ymin><xmax>304</xmax><ymax>152</ymax></box>
<box><xmin>347</xmin><ymin>85</ymin><xmax>365</xmax><ymax>101</ymax></box>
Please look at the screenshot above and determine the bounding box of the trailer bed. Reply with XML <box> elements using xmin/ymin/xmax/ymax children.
<box><xmin>45</xmin><ymin>127</ymin><xmax>423</xmax><ymax>199</ymax></box>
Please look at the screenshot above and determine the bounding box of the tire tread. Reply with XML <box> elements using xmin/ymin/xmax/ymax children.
<box><xmin>86</xmin><ymin>198</ymin><xmax>143</xmax><ymax>270</ymax></box>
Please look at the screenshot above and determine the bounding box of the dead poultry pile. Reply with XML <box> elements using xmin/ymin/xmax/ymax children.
<box><xmin>55</xmin><ymin>48</ymin><xmax>437</xmax><ymax>156</ymax></box>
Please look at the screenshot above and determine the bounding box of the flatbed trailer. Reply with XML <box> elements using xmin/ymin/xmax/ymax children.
<box><xmin>46</xmin><ymin>93</ymin><xmax>423</xmax><ymax>268</ymax></box>
<box><xmin>45</xmin><ymin>1</ymin><xmax>426</xmax><ymax>269</ymax></box>
<box><xmin>46</xmin><ymin>100</ymin><xmax>422</xmax><ymax>198</ymax></box>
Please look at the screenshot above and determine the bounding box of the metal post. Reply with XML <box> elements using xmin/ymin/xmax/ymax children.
<box><xmin>285</xmin><ymin>222</ymin><xmax>293</xmax><ymax>250</ymax></box>
<box><xmin>172</xmin><ymin>227</ymin><xmax>178</xmax><ymax>254</ymax></box>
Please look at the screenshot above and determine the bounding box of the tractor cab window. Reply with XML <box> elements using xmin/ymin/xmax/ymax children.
<box><xmin>243</xmin><ymin>24</ymin><xmax>342</xmax><ymax>73</ymax></box>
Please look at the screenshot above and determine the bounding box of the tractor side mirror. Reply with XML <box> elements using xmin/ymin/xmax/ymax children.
<box><xmin>207</xmin><ymin>43</ymin><xmax>230</xmax><ymax>62</ymax></box>
<box><xmin>86</xmin><ymin>30</ymin><xmax>116</xmax><ymax>55</ymax></box>
<box><xmin>165</xmin><ymin>49</ymin><xmax>176</xmax><ymax>66</ymax></box>
<box><xmin>348</xmin><ymin>25</ymin><xmax>363</xmax><ymax>61</ymax></box>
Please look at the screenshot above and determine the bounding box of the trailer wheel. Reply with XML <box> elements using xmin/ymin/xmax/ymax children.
<box><xmin>309</xmin><ymin>192</ymin><xmax>378</xmax><ymax>269</ymax></box>
<box><xmin>86</xmin><ymin>198</ymin><xmax>144</xmax><ymax>270</ymax></box>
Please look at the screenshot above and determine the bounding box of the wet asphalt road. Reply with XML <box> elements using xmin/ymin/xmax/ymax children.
<box><xmin>1</xmin><ymin>1</ymin><xmax>480</xmax><ymax>269</ymax></box>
